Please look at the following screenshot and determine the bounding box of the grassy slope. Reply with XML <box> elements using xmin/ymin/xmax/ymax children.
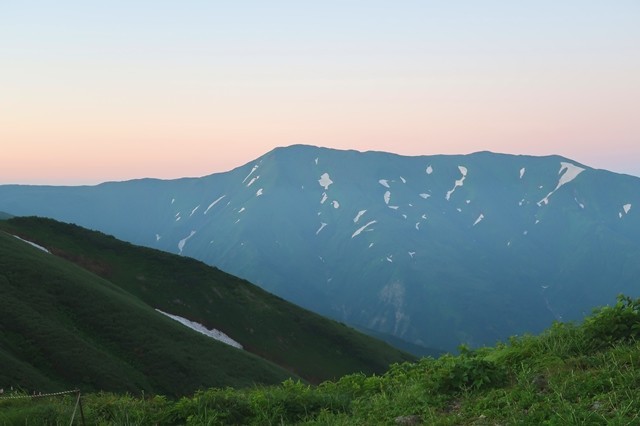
<box><xmin>3</xmin><ymin>296</ymin><xmax>639</xmax><ymax>425</ymax></box>
<box><xmin>0</xmin><ymin>230</ymin><xmax>297</xmax><ymax>397</ymax></box>
<box><xmin>0</xmin><ymin>217</ymin><xmax>414</xmax><ymax>385</ymax></box>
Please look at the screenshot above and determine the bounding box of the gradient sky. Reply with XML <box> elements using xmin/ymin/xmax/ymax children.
<box><xmin>1</xmin><ymin>1</ymin><xmax>639</xmax><ymax>185</ymax></box>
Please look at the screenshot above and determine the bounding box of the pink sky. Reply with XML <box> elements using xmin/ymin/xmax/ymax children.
<box><xmin>1</xmin><ymin>2</ymin><xmax>638</xmax><ymax>185</ymax></box>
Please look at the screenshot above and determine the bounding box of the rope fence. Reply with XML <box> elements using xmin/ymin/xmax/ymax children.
<box><xmin>0</xmin><ymin>388</ymin><xmax>86</xmax><ymax>425</ymax></box>
<box><xmin>0</xmin><ymin>389</ymin><xmax>79</xmax><ymax>400</ymax></box>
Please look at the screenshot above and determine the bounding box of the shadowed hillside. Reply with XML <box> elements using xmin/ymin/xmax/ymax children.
<box><xmin>0</xmin><ymin>216</ymin><xmax>414</xmax><ymax>393</ymax></box>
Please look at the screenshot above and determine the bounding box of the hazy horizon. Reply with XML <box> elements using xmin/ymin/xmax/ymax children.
<box><xmin>2</xmin><ymin>144</ymin><xmax>639</xmax><ymax>187</ymax></box>
<box><xmin>2</xmin><ymin>1</ymin><xmax>638</xmax><ymax>185</ymax></box>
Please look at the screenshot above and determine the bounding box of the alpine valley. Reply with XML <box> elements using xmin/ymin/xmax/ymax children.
<box><xmin>1</xmin><ymin>145</ymin><xmax>639</xmax><ymax>352</ymax></box>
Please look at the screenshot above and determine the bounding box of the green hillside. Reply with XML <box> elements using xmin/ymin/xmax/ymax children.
<box><xmin>3</xmin><ymin>295</ymin><xmax>639</xmax><ymax>424</ymax></box>
<box><xmin>0</xmin><ymin>217</ymin><xmax>413</xmax><ymax>389</ymax></box>
<box><xmin>0</xmin><ymin>230</ymin><xmax>293</xmax><ymax>397</ymax></box>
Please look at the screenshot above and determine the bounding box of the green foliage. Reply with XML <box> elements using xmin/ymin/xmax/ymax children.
<box><xmin>428</xmin><ymin>352</ymin><xmax>507</xmax><ymax>394</ymax></box>
<box><xmin>5</xmin><ymin>304</ymin><xmax>640</xmax><ymax>425</ymax></box>
<box><xmin>583</xmin><ymin>294</ymin><xmax>640</xmax><ymax>350</ymax></box>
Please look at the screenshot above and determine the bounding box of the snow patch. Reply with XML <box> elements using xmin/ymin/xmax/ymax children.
<box><xmin>155</xmin><ymin>234</ymin><xmax>161</xmax><ymax>241</ymax></box>
<box><xmin>575</xmin><ymin>197</ymin><xmax>584</xmax><ymax>209</ymax></box>
<box><xmin>386</xmin><ymin>256</ymin><xmax>393</xmax><ymax>263</ymax></box>
<box><xmin>190</xmin><ymin>205</ymin><xmax>200</xmax><ymax>217</ymax></box>
<box><xmin>408</xmin><ymin>251</ymin><xmax>415</xmax><ymax>258</ymax></box>
<box><xmin>352</xmin><ymin>220</ymin><xmax>377</xmax><ymax>238</ymax></box>
<box><xmin>384</xmin><ymin>191</ymin><xmax>391</xmax><ymax>205</ymax></box>
<box><xmin>318</xmin><ymin>173</ymin><xmax>333</xmax><ymax>190</ymax></box>
<box><xmin>419</xmin><ymin>193</ymin><xmax>430</xmax><ymax>199</ymax></box>
<box><xmin>368</xmin><ymin>242</ymin><xmax>374</xmax><ymax>248</ymax></box>
<box><xmin>246</xmin><ymin>176</ymin><xmax>260</xmax><ymax>187</ymax></box>
<box><xmin>204</xmin><ymin>195</ymin><xmax>226</xmax><ymax>214</ymax></box>
<box><xmin>171</xmin><ymin>198</ymin><xmax>175</xmax><ymax>204</ymax></box>
<box><xmin>379</xmin><ymin>179</ymin><xmax>390</xmax><ymax>188</ymax></box>
<box><xmin>620</xmin><ymin>204</ymin><xmax>632</xmax><ymax>218</ymax></box>
<box><xmin>242</xmin><ymin>165</ymin><xmax>259</xmax><ymax>184</ymax></box>
<box><xmin>537</xmin><ymin>162</ymin><xmax>585</xmax><ymax>206</ymax></box>
<box><xmin>320</xmin><ymin>193</ymin><xmax>328</xmax><ymax>204</ymax></box>
<box><xmin>178</xmin><ymin>231</ymin><xmax>196</xmax><ymax>254</ymax></box>
<box><xmin>400</xmin><ymin>176</ymin><xmax>406</xmax><ymax>184</ymax></box>
<box><xmin>13</xmin><ymin>235</ymin><xmax>50</xmax><ymax>253</ymax></box>
<box><xmin>445</xmin><ymin>166</ymin><xmax>468</xmax><ymax>200</ymax></box>
<box><xmin>388</xmin><ymin>206</ymin><xmax>399</xmax><ymax>210</ymax></box>
<box><xmin>520</xmin><ymin>168</ymin><xmax>526</xmax><ymax>179</ymax></box>
<box><xmin>353</xmin><ymin>209</ymin><xmax>367</xmax><ymax>223</ymax></box>
<box><xmin>332</xmin><ymin>200</ymin><xmax>340</xmax><ymax>209</ymax></box>
<box><xmin>415</xmin><ymin>222</ymin><xmax>420</xmax><ymax>230</ymax></box>
<box><xmin>314</xmin><ymin>157</ymin><xmax>319</xmax><ymax>165</ymax></box>
<box><xmin>256</xmin><ymin>188</ymin><xmax>264</xmax><ymax>196</ymax></box>
<box><xmin>473</xmin><ymin>214</ymin><xmax>484</xmax><ymax>226</ymax></box>
<box><xmin>421</xmin><ymin>214</ymin><xmax>427</xmax><ymax>220</ymax></box>
<box><xmin>156</xmin><ymin>309</ymin><xmax>242</xmax><ymax>349</ymax></box>
<box><xmin>426</xmin><ymin>165</ymin><xmax>433</xmax><ymax>174</ymax></box>
<box><xmin>316</xmin><ymin>222</ymin><xmax>328</xmax><ymax>235</ymax></box>
<box><xmin>238</xmin><ymin>207</ymin><xmax>245</xmax><ymax>213</ymax></box>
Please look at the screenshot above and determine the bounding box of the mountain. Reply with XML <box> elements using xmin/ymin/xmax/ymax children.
<box><xmin>1</xmin><ymin>145</ymin><xmax>639</xmax><ymax>351</ymax></box>
<box><xmin>0</xmin><ymin>225</ymin><xmax>291</xmax><ymax>396</ymax></box>
<box><xmin>0</xmin><ymin>217</ymin><xmax>413</xmax><ymax>395</ymax></box>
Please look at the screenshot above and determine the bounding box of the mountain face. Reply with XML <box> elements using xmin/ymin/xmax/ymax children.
<box><xmin>1</xmin><ymin>145</ymin><xmax>639</xmax><ymax>351</ymax></box>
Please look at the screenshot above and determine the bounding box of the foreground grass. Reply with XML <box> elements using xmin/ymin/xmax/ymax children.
<box><xmin>2</xmin><ymin>295</ymin><xmax>640</xmax><ymax>425</ymax></box>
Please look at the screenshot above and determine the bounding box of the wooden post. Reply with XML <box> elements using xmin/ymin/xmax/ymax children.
<box><xmin>77</xmin><ymin>391</ymin><xmax>86</xmax><ymax>426</ymax></box>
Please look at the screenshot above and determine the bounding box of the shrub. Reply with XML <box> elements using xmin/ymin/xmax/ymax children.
<box><xmin>583</xmin><ymin>295</ymin><xmax>640</xmax><ymax>350</ymax></box>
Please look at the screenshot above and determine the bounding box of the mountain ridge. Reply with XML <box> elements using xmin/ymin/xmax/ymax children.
<box><xmin>1</xmin><ymin>145</ymin><xmax>638</xmax><ymax>351</ymax></box>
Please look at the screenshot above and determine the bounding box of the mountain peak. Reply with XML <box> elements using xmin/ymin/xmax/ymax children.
<box><xmin>1</xmin><ymin>148</ymin><xmax>638</xmax><ymax>351</ymax></box>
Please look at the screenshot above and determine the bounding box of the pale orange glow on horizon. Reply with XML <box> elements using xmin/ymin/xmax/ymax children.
<box><xmin>1</xmin><ymin>2</ymin><xmax>639</xmax><ymax>185</ymax></box>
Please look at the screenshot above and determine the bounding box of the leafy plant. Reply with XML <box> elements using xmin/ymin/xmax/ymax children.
<box><xmin>583</xmin><ymin>294</ymin><xmax>640</xmax><ymax>349</ymax></box>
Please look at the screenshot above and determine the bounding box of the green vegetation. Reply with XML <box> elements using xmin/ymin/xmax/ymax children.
<box><xmin>3</xmin><ymin>295</ymin><xmax>640</xmax><ymax>424</ymax></box>
<box><xmin>0</xmin><ymin>217</ymin><xmax>412</xmax><ymax>395</ymax></box>
<box><xmin>0</xmin><ymin>228</ymin><xmax>294</xmax><ymax>397</ymax></box>
<box><xmin>0</xmin><ymin>211</ymin><xmax>13</xmax><ymax>220</ymax></box>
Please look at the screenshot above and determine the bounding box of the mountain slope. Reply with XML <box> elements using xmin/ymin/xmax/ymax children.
<box><xmin>0</xmin><ymin>229</ymin><xmax>294</xmax><ymax>396</ymax></box>
<box><xmin>1</xmin><ymin>145</ymin><xmax>639</xmax><ymax>351</ymax></box>
<box><xmin>0</xmin><ymin>217</ymin><xmax>414</xmax><ymax>386</ymax></box>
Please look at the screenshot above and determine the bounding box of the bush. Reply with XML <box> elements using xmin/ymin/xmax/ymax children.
<box><xmin>583</xmin><ymin>295</ymin><xmax>640</xmax><ymax>350</ymax></box>
<box><xmin>429</xmin><ymin>351</ymin><xmax>507</xmax><ymax>394</ymax></box>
